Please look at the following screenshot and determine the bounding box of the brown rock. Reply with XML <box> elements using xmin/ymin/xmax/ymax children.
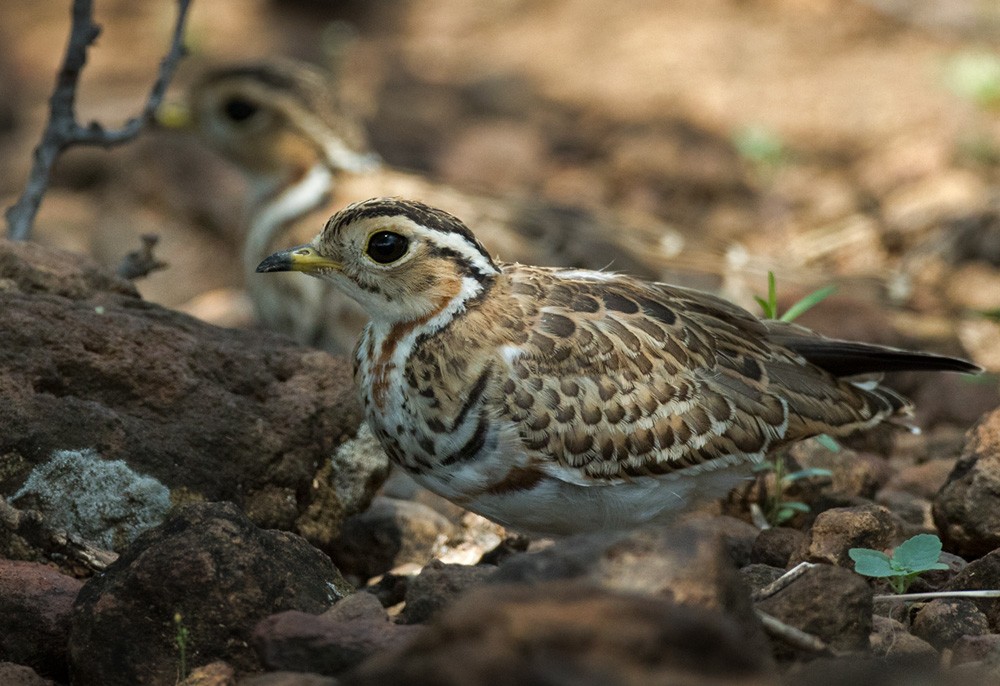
<box><xmin>345</xmin><ymin>582</ymin><xmax>776</xmax><ymax>686</ymax></box>
<box><xmin>869</xmin><ymin>616</ymin><xmax>937</xmax><ymax>660</ymax></box>
<box><xmin>911</xmin><ymin>599</ymin><xmax>991</xmax><ymax>650</ymax></box>
<box><xmin>952</xmin><ymin>634</ymin><xmax>1000</xmax><ymax>665</ymax></box>
<box><xmin>179</xmin><ymin>661</ymin><xmax>236</xmax><ymax>686</ymax></box>
<box><xmin>0</xmin><ymin>239</ymin><xmax>385</xmax><ymax>546</ymax></box>
<box><xmin>401</xmin><ymin>560</ymin><xmax>497</xmax><ymax>624</ymax></box>
<box><xmin>886</xmin><ymin>460</ymin><xmax>957</xmax><ymax>501</ymax></box>
<box><xmin>494</xmin><ymin>521</ymin><xmax>768</xmax><ymax>653</ymax></box>
<box><xmin>934</xmin><ymin>408</ymin><xmax>1000</xmax><ymax>558</ymax></box>
<box><xmin>945</xmin><ymin>549</ymin><xmax>1000</xmax><ymax>630</ymax></box>
<box><xmin>0</xmin><ymin>663</ymin><xmax>55</xmax><ymax>686</ymax></box>
<box><xmin>329</xmin><ymin>497</ymin><xmax>456</xmax><ymax>581</ymax></box>
<box><xmin>238</xmin><ymin>673</ymin><xmax>338</xmax><ymax>686</ymax></box>
<box><xmin>0</xmin><ymin>560</ymin><xmax>82</xmax><ymax>682</ymax></box>
<box><xmin>738</xmin><ymin>563</ymin><xmax>785</xmax><ymax>596</ymax></box>
<box><xmin>253</xmin><ymin>609</ymin><xmax>423</xmax><ymax>676</ymax></box>
<box><xmin>795</xmin><ymin>505</ymin><xmax>899</xmax><ymax>567</ymax></box>
<box><xmin>69</xmin><ymin>502</ymin><xmax>352</xmax><ymax>686</ymax></box>
<box><xmin>751</xmin><ymin>527</ymin><xmax>807</xmax><ymax>568</ymax></box>
<box><xmin>756</xmin><ymin>564</ymin><xmax>872</xmax><ymax>656</ymax></box>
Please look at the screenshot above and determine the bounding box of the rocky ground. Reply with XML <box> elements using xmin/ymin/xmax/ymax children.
<box><xmin>2</xmin><ymin>0</ymin><xmax>1000</xmax><ymax>684</ymax></box>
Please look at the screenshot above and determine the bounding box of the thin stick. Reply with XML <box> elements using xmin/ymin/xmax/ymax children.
<box><xmin>755</xmin><ymin>609</ymin><xmax>841</xmax><ymax>656</ymax></box>
<box><xmin>874</xmin><ymin>590</ymin><xmax>1000</xmax><ymax>602</ymax></box>
<box><xmin>5</xmin><ymin>0</ymin><xmax>193</xmax><ymax>241</ymax></box>
<box><xmin>752</xmin><ymin>562</ymin><xmax>817</xmax><ymax>601</ymax></box>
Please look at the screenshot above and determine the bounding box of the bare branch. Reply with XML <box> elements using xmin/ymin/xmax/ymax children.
<box><xmin>5</xmin><ymin>0</ymin><xmax>193</xmax><ymax>241</ymax></box>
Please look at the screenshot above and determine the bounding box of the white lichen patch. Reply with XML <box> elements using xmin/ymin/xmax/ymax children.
<box><xmin>12</xmin><ymin>448</ymin><xmax>171</xmax><ymax>550</ymax></box>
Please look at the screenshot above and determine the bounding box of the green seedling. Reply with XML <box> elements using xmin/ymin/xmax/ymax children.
<box><xmin>732</xmin><ymin>126</ymin><xmax>788</xmax><ymax>168</ymax></box>
<box><xmin>754</xmin><ymin>458</ymin><xmax>833</xmax><ymax>525</ymax></box>
<box><xmin>849</xmin><ymin>533</ymin><xmax>949</xmax><ymax>594</ymax></box>
<box><xmin>752</xmin><ymin>271</ymin><xmax>839</xmax><ymax>525</ymax></box>
<box><xmin>943</xmin><ymin>51</ymin><xmax>1000</xmax><ymax>109</ymax></box>
<box><xmin>754</xmin><ymin>271</ymin><xmax>837</xmax><ymax>323</ymax></box>
<box><xmin>174</xmin><ymin>612</ymin><xmax>190</xmax><ymax>683</ymax></box>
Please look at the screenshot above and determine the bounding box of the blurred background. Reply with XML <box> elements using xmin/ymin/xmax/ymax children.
<box><xmin>2</xmin><ymin>0</ymin><xmax>999</xmax><ymax>378</ymax></box>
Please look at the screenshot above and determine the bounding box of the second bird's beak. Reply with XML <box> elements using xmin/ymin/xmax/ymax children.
<box><xmin>256</xmin><ymin>245</ymin><xmax>340</xmax><ymax>274</ymax></box>
<box><xmin>154</xmin><ymin>101</ymin><xmax>193</xmax><ymax>130</ymax></box>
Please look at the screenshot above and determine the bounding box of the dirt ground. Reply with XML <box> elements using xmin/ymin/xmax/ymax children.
<box><xmin>3</xmin><ymin>1</ymin><xmax>1000</xmax><ymax>373</ymax></box>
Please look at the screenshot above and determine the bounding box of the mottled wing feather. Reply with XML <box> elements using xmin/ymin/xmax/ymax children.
<box><xmin>499</xmin><ymin>268</ymin><xmax>897</xmax><ymax>482</ymax></box>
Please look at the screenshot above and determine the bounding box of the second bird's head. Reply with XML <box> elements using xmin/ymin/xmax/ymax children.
<box><xmin>257</xmin><ymin>198</ymin><xmax>499</xmax><ymax>324</ymax></box>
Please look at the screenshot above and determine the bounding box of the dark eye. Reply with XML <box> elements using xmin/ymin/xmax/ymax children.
<box><xmin>366</xmin><ymin>231</ymin><xmax>409</xmax><ymax>264</ymax></box>
<box><xmin>222</xmin><ymin>98</ymin><xmax>259</xmax><ymax>123</ymax></box>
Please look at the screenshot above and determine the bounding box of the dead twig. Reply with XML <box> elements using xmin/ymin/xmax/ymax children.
<box><xmin>5</xmin><ymin>0</ymin><xmax>193</xmax><ymax>241</ymax></box>
<box><xmin>117</xmin><ymin>233</ymin><xmax>168</xmax><ymax>280</ymax></box>
<box><xmin>755</xmin><ymin>608</ymin><xmax>842</xmax><ymax>656</ymax></box>
<box><xmin>0</xmin><ymin>496</ymin><xmax>117</xmax><ymax>572</ymax></box>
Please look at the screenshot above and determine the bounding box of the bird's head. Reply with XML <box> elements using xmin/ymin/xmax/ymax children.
<box><xmin>257</xmin><ymin>198</ymin><xmax>499</xmax><ymax>324</ymax></box>
<box><xmin>158</xmin><ymin>59</ymin><xmax>377</xmax><ymax>185</ymax></box>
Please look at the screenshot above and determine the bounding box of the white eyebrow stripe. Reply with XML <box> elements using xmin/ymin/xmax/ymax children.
<box><xmin>409</xmin><ymin>223</ymin><xmax>499</xmax><ymax>277</ymax></box>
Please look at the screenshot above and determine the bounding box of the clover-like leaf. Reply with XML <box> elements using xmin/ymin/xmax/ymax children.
<box><xmin>849</xmin><ymin>548</ymin><xmax>896</xmax><ymax>577</ymax></box>
<box><xmin>891</xmin><ymin>534</ymin><xmax>949</xmax><ymax>573</ymax></box>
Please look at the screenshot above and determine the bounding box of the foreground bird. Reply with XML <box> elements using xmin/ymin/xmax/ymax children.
<box><xmin>166</xmin><ymin>59</ymin><xmax>670</xmax><ymax>353</ymax></box>
<box><xmin>258</xmin><ymin>198</ymin><xmax>980</xmax><ymax>535</ymax></box>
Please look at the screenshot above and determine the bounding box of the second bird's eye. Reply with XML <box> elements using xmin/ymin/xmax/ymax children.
<box><xmin>222</xmin><ymin>97</ymin><xmax>259</xmax><ymax>123</ymax></box>
<box><xmin>366</xmin><ymin>231</ymin><xmax>409</xmax><ymax>264</ymax></box>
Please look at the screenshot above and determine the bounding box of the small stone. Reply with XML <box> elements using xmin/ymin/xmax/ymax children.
<box><xmin>0</xmin><ymin>663</ymin><xmax>56</xmax><ymax>686</ymax></box>
<box><xmin>252</xmin><ymin>609</ymin><xmax>423</xmax><ymax>676</ymax></box>
<box><xmin>751</xmin><ymin>527</ymin><xmax>807</xmax><ymax>568</ymax></box>
<box><xmin>794</xmin><ymin>504</ymin><xmax>898</xmax><ymax>567</ymax></box>
<box><xmin>238</xmin><ymin>673</ymin><xmax>338</xmax><ymax>686</ymax></box>
<box><xmin>400</xmin><ymin>560</ymin><xmax>496</xmax><ymax>624</ymax></box>
<box><xmin>323</xmin><ymin>592</ymin><xmax>387</xmax><ymax>624</ymax></box>
<box><xmin>329</xmin><ymin>497</ymin><xmax>456</xmax><ymax>581</ymax></box>
<box><xmin>945</xmin><ymin>549</ymin><xmax>1000</xmax><ymax>629</ymax></box>
<box><xmin>934</xmin><ymin>408</ymin><xmax>1000</xmax><ymax>558</ymax></box>
<box><xmin>179</xmin><ymin>661</ymin><xmax>236</xmax><ymax>686</ymax></box>
<box><xmin>755</xmin><ymin>564</ymin><xmax>872</xmax><ymax>656</ymax></box>
<box><xmin>869</xmin><ymin>616</ymin><xmax>937</xmax><ymax>660</ymax></box>
<box><xmin>911</xmin><ymin>599</ymin><xmax>991</xmax><ymax>650</ymax></box>
<box><xmin>952</xmin><ymin>634</ymin><xmax>1000</xmax><ymax>666</ymax></box>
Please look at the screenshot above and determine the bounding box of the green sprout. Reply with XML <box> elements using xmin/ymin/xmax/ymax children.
<box><xmin>732</xmin><ymin>126</ymin><xmax>788</xmax><ymax>168</ymax></box>
<box><xmin>754</xmin><ymin>459</ymin><xmax>833</xmax><ymax>525</ymax></box>
<box><xmin>754</xmin><ymin>271</ymin><xmax>836</xmax><ymax>323</ymax></box>
<box><xmin>849</xmin><ymin>533</ymin><xmax>949</xmax><ymax>594</ymax></box>
<box><xmin>752</xmin><ymin>271</ymin><xmax>839</xmax><ymax>525</ymax></box>
<box><xmin>174</xmin><ymin>612</ymin><xmax>190</xmax><ymax>683</ymax></box>
<box><xmin>943</xmin><ymin>51</ymin><xmax>1000</xmax><ymax>110</ymax></box>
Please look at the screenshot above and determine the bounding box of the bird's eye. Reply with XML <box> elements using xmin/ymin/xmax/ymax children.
<box><xmin>366</xmin><ymin>231</ymin><xmax>409</xmax><ymax>264</ymax></box>
<box><xmin>221</xmin><ymin>98</ymin><xmax>259</xmax><ymax>123</ymax></box>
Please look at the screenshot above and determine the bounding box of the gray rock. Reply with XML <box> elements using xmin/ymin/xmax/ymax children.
<box><xmin>401</xmin><ymin>561</ymin><xmax>496</xmax><ymax>625</ymax></box>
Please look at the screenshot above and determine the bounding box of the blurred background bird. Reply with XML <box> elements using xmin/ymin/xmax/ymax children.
<box><xmin>161</xmin><ymin>59</ymin><xmax>681</xmax><ymax>354</ymax></box>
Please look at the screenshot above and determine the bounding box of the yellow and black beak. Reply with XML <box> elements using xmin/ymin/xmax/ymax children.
<box><xmin>256</xmin><ymin>245</ymin><xmax>340</xmax><ymax>274</ymax></box>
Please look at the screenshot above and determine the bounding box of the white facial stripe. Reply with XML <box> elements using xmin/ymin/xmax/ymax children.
<box><xmin>407</xmin><ymin>223</ymin><xmax>498</xmax><ymax>277</ymax></box>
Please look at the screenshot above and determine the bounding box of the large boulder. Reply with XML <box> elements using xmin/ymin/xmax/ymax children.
<box><xmin>69</xmin><ymin>502</ymin><xmax>352</xmax><ymax>686</ymax></box>
<box><xmin>0</xmin><ymin>239</ymin><xmax>387</xmax><ymax>547</ymax></box>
